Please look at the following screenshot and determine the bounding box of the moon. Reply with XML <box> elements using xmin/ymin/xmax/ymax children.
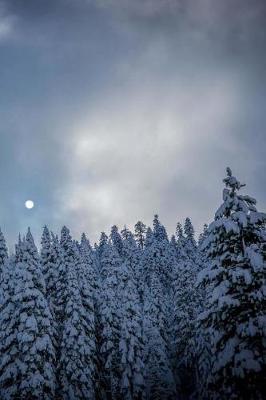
<box><xmin>25</xmin><ymin>200</ymin><xmax>34</xmax><ymax>209</ymax></box>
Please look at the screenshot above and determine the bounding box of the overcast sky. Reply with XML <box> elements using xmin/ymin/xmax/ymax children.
<box><xmin>0</xmin><ymin>0</ymin><xmax>266</xmax><ymax>247</ymax></box>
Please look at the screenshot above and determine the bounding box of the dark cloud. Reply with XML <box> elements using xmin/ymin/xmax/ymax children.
<box><xmin>0</xmin><ymin>0</ymin><xmax>265</xmax><ymax>247</ymax></box>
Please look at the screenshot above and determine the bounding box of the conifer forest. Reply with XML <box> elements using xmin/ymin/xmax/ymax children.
<box><xmin>0</xmin><ymin>168</ymin><xmax>265</xmax><ymax>400</ymax></box>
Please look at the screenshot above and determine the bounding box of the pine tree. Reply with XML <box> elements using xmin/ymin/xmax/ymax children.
<box><xmin>118</xmin><ymin>234</ymin><xmax>145</xmax><ymax>399</ymax></box>
<box><xmin>151</xmin><ymin>215</ymin><xmax>172</xmax><ymax>293</ymax></box>
<box><xmin>121</xmin><ymin>229</ymin><xmax>143</xmax><ymax>296</ymax></box>
<box><xmin>98</xmin><ymin>239</ymin><xmax>122</xmax><ymax>399</ymax></box>
<box><xmin>141</xmin><ymin>215</ymin><xmax>172</xmax><ymax>292</ymax></box>
<box><xmin>58</xmin><ymin>227</ymin><xmax>96</xmax><ymax>399</ymax></box>
<box><xmin>0</xmin><ymin>255</ymin><xmax>19</xmax><ymax>399</ymax></box>
<box><xmin>110</xmin><ymin>225</ymin><xmax>123</xmax><ymax>256</ymax></box>
<box><xmin>175</xmin><ymin>222</ymin><xmax>185</xmax><ymax>260</ymax></box>
<box><xmin>0</xmin><ymin>230</ymin><xmax>56</xmax><ymax>399</ymax></box>
<box><xmin>80</xmin><ymin>233</ymin><xmax>99</xmax><ymax>296</ymax></box>
<box><xmin>143</xmin><ymin>272</ymin><xmax>176</xmax><ymax>400</ymax></box>
<box><xmin>184</xmin><ymin>217</ymin><xmax>197</xmax><ymax>261</ymax></box>
<box><xmin>141</xmin><ymin>216</ymin><xmax>175</xmax><ymax>395</ymax></box>
<box><xmin>40</xmin><ymin>227</ymin><xmax>60</xmax><ymax>317</ymax></box>
<box><xmin>97</xmin><ymin>232</ymin><xmax>108</xmax><ymax>259</ymax></box>
<box><xmin>153</xmin><ymin>214</ymin><xmax>168</xmax><ymax>242</ymax></box>
<box><xmin>0</xmin><ymin>228</ymin><xmax>8</xmax><ymax>275</ymax></box>
<box><xmin>171</xmin><ymin>219</ymin><xmax>200</xmax><ymax>397</ymax></box>
<box><xmin>172</xmin><ymin>252</ymin><xmax>198</xmax><ymax>396</ymax></box>
<box><xmin>79</xmin><ymin>233</ymin><xmax>103</xmax><ymax>398</ymax></box>
<box><xmin>58</xmin><ymin>265</ymin><xmax>96</xmax><ymax>400</ymax></box>
<box><xmin>198</xmin><ymin>167</ymin><xmax>266</xmax><ymax>399</ymax></box>
<box><xmin>134</xmin><ymin>221</ymin><xmax>147</xmax><ymax>250</ymax></box>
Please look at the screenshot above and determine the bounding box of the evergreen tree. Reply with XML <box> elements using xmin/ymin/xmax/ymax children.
<box><xmin>151</xmin><ymin>215</ymin><xmax>172</xmax><ymax>293</ymax></box>
<box><xmin>40</xmin><ymin>227</ymin><xmax>60</xmax><ymax>317</ymax></box>
<box><xmin>171</xmin><ymin>218</ymin><xmax>199</xmax><ymax>397</ymax></box>
<box><xmin>171</xmin><ymin>245</ymin><xmax>198</xmax><ymax>397</ymax></box>
<box><xmin>121</xmin><ymin>229</ymin><xmax>143</xmax><ymax>295</ymax></box>
<box><xmin>134</xmin><ymin>221</ymin><xmax>147</xmax><ymax>250</ymax></box>
<box><xmin>110</xmin><ymin>225</ymin><xmax>123</xmax><ymax>256</ymax></box>
<box><xmin>98</xmin><ymin>239</ymin><xmax>122</xmax><ymax>399</ymax></box>
<box><xmin>153</xmin><ymin>214</ymin><xmax>168</xmax><ymax>242</ymax></box>
<box><xmin>0</xmin><ymin>228</ymin><xmax>8</xmax><ymax>275</ymax></box>
<box><xmin>184</xmin><ymin>217</ymin><xmax>197</xmax><ymax>261</ymax></box>
<box><xmin>97</xmin><ymin>232</ymin><xmax>108</xmax><ymax>259</ymax></box>
<box><xmin>0</xmin><ymin>230</ymin><xmax>56</xmax><ymax>399</ymax></box>
<box><xmin>73</xmin><ymin>240</ymin><xmax>96</xmax><ymax>336</ymax></box>
<box><xmin>0</xmin><ymin>255</ymin><xmax>19</xmax><ymax>399</ymax></box>
<box><xmin>198</xmin><ymin>168</ymin><xmax>266</xmax><ymax>399</ymax></box>
<box><xmin>143</xmin><ymin>273</ymin><xmax>176</xmax><ymax>400</ymax></box>
<box><xmin>58</xmin><ymin>265</ymin><xmax>96</xmax><ymax>400</ymax></box>
<box><xmin>175</xmin><ymin>222</ymin><xmax>185</xmax><ymax>260</ymax></box>
<box><xmin>58</xmin><ymin>227</ymin><xmax>96</xmax><ymax>399</ymax></box>
<box><xmin>79</xmin><ymin>233</ymin><xmax>98</xmax><ymax>303</ymax></box>
<box><xmin>118</xmin><ymin>235</ymin><xmax>145</xmax><ymax>399</ymax></box>
<box><xmin>194</xmin><ymin>223</ymin><xmax>212</xmax><ymax>399</ymax></box>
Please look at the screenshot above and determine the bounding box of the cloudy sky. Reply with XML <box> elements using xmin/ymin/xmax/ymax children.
<box><xmin>0</xmin><ymin>0</ymin><xmax>266</xmax><ymax>246</ymax></box>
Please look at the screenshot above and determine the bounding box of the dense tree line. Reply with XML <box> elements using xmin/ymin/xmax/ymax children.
<box><xmin>0</xmin><ymin>168</ymin><xmax>265</xmax><ymax>400</ymax></box>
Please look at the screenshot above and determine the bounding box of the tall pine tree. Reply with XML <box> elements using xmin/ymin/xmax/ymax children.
<box><xmin>118</xmin><ymin>232</ymin><xmax>145</xmax><ymax>399</ymax></box>
<box><xmin>198</xmin><ymin>167</ymin><xmax>266</xmax><ymax>399</ymax></box>
<box><xmin>0</xmin><ymin>230</ymin><xmax>56</xmax><ymax>399</ymax></box>
<box><xmin>0</xmin><ymin>228</ymin><xmax>8</xmax><ymax>276</ymax></box>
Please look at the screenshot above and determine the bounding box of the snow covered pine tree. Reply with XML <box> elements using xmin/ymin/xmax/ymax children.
<box><xmin>198</xmin><ymin>168</ymin><xmax>266</xmax><ymax>399</ymax></box>
<box><xmin>0</xmin><ymin>229</ymin><xmax>56</xmax><ymax>399</ymax></box>
<box><xmin>118</xmin><ymin>232</ymin><xmax>145</xmax><ymax>399</ymax></box>
<box><xmin>0</xmin><ymin>228</ymin><xmax>8</xmax><ymax>276</ymax></box>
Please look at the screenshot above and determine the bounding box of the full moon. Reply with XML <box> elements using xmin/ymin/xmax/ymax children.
<box><xmin>25</xmin><ymin>200</ymin><xmax>34</xmax><ymax>209</ymax></box>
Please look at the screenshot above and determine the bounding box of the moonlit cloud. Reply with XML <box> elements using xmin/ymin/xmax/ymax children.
<box><xmin>0</xmin><ymin>0</ymin><xmax>265</xmax><ymax>246</ymax></box>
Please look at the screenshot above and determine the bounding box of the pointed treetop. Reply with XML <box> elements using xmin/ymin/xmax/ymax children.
<box><xmin>61</xmin><ymin>225</ymin><xmax>70</xmax><ymax>237</ymax></box>
<box><xmin>110</xmin><ymin>225</ymin><xmax>123</xmax><ymax>254</ymax></box>
<box><xmin>134</xmin><ymin>220</ymin><xmax>147</xmax><ymax>249</ymax></box>
<box><xmin>42</xmin><ymin>225</ymin><xmax>50</xmax><ymax>236</ymax></box>
<box><xmin>184</xmin><ymin>218</ymin><xmax>195</xmax><ymax>238</ymax></box>
<box><xmin>81</xmin><ymin>232</ymin><xmax>90</xmax><ymax>245</ymax></box>
<box><xmin>80</xmin><ymin>232</ymin><xmax>92</xmax><ymax>252</ymax></box>
<box><xmin>15</xmin><ymin>234</ymin><xmax>23</xmax><ymax>262</ymax></box>
<box><xmin>223</xmin><ymin>167</ymin><xmax>246</xmax><ymax>193</ymax></box>
<box><xmin>215</xmin><ymin>168</ymin><xmax>261</xmax><ymax>220</ymax></box>
<box><xmin>26</xmin><ymin>227</ymin><xmax>33</xmax><ymax>241</ymax></box>
<box><xmin>176</xmin><ymin>222</ymin><xmax>184</xmax><ymax>240</ymax></box>
<box><xmin>25</xmin><ymin>228</ymin><xmax>38</xmax><ymax>256</ymax></box>
<box><xmin>153</xmin><ymin>214</ymin><xmax>168</xmax><ymax>241</ymax></box>
<box><xmin>97</xmin><ymin>232</ymin><xmax>108</xmax><ymax>258</ymax></box>
<box><xmin>41</xmin><ymin>226</ymin><xmax>51</xmax><ymax>246</ymax></box>
<box><xmin>99</xmin><ymin>232</ymin><xmax>108</xmax><ymax>247</ymax></box>
<box><xmin>60</xmin><ymin>226</ymin><xmax>72</xmax><ymax>244</ymax></box>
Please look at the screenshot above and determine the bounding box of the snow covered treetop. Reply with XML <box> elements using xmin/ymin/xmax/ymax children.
<box><xmin>215</xmin><ymin>168</ymin><xmax>262</xmax><ymax>221</ymax></box>
<box><xmin>223</xmin><ymin>167</ymin><xmax>246</xmax><ymax>192</ymax></box>
<box><xmin>199</xmin><ymin>168</ymin><xmax>266</xmax><ymax>255</ymax></box>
